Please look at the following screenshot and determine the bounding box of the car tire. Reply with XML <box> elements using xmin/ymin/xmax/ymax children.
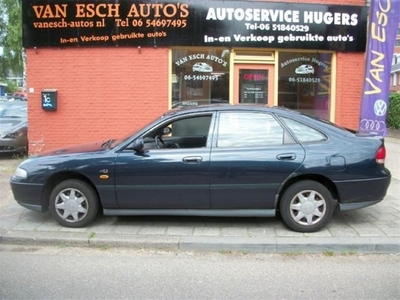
<box><xmin>49</xmin><ymin>179</ymin><xmax>99</xmax><ymax>228</ymax></box>
<box><xmin>280</xmin><ymin>180</ymin><xmax>335</xmax><ymax>232</ymax></box>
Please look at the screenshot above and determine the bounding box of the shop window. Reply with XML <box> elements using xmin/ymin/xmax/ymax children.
<box><xmin>278</xmin><ymin>52</ymin><xmax>332</xmax><ymax>120</ymax></box>
<box><xmin>172</xmin><ymin>49</ymin><xmax>230</xmax><ymax>108</ymax></box>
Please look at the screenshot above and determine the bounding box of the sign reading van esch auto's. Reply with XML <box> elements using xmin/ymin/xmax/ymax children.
<box><xmin>359</xmin><ymin>0</ymin><xmax>400</xmax><ymax>136</ymax></box>
<box><xmin>22</xmin><ymin>0</ymin><xmax>367</xmax><ymax>51</ymax></box>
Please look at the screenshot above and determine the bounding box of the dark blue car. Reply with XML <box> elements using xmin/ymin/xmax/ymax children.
<box><xmin>10</xmin><ymin>105</ymin><xmax>391</xmax><ymax>232</ymax></box>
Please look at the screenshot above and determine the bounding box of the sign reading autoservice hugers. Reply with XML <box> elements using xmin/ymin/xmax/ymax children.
<box><xmin>22</xmin><ymin>0</ymin><xmax>367</xmax><ymax>51</ymax></box>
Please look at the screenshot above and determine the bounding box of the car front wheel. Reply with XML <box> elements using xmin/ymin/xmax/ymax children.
<box><xmin>280</xmin><ymin>180</ymin><xmax>335</xmax><ymax>232</ymax></box>
<box><xmin>49</xmin><ymin>179</ymin><xmax>99</xmax><ymax>228</ymax></box>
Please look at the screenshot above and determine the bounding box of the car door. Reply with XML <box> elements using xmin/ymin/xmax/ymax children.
<box><xmin>210</xmin><ymin>111</ymin><xmax>305</xmax><ymax>209</ymax></box>
<box><xmin>114</xmin><ymin>113</ymin><xmax>215</xmax><ymax>209</ymax></box>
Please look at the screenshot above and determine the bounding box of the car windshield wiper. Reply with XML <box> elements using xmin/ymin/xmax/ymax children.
<box><xmin>102</xmin><ymin>139</ymin><xmax>116</xmax><ymax>149</ymax></box>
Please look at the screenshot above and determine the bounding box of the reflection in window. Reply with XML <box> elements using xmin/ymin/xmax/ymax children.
<box><xmin>172</xmin><ymin>49</ymin><xmax>230</xmax><ymax>108</ymax></box>
<box><xmin>278</xmin><ymin>52</ymin><xmax>332</xmax><ymax>120</ymax></box>
<box><xmin>217</xmin><ymin>112</ymin><xmax>284</xmax><ymax>148</ymax></box>
<box><xmin>281</xmin><ymin>117</ymin><xmax>327</xmax><ymax>143</ymax></box>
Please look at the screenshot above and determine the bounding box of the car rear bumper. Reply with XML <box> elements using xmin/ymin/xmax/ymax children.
<box><xmin>338</xmin><ymin>199</ymin><xmax>383</xmax><ymax>211</ymax></box>
<box><xmin>9</xmin><ymin>181</ymin><xmax>47</xmax><ymax>212</ymax></box>
<box><xmin>335</xmin><ymin>174</ymin><xmax>391</xmax><ymax>211</ymax></box>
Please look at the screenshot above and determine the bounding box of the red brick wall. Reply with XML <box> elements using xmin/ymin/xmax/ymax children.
<box><xmin>26</xmin><ymin>47</ymin><xmax>169</xmax><ymax>153</ymax></box>
<box><xmin>335</xmin><ymin>52</ymin><xmax>365</xmax><ymax>130</ymax></box>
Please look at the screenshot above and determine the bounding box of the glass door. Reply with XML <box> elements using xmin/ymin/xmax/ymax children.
<box><xmin>234</xmin><ymin>64</ymin><xmax>275</xmax><ymax>105</ymax></box>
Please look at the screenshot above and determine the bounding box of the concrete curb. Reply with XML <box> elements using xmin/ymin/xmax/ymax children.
<box><xmin>180</xmin><ymin>236</ymin><xmax>400</xmax><ymax>254</ymax></box>
<box><xmin>1</xmin><ymin>231</ymin><xmax>399</xmax><ymax>254</ymax></box>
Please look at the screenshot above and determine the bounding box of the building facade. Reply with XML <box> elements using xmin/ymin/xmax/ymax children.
<box><xmin>23</xmin><ymin>0</ymin><xmax>368</xmax><ymax>153</ymax></box>
<box><xmin>390</xmin><ymin>24</ymin><xmax>400</xmax><ymax>92</ymax></box>
<box><xmin>391</xmin><ymin>54</ymin><xmax>400</xmax><ymax>93</ymax></box>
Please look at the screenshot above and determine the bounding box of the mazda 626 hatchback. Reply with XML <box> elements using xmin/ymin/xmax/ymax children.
<box><xmin>10</xmin><ymin>105</ymin><xmax>391</xmax><ymax>232</ymax></box>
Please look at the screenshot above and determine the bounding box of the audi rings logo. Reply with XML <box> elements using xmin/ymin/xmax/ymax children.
<box><xmin>360</xmin><ymin>119</ymin><xmax>386</xmax><ymax>132</ymax></box>
<box><xmin>374</xmin><ymin>100</ymin><xmax>387</xmax><ymax>117</ymax></box>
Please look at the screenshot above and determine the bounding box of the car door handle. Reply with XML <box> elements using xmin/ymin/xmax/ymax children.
<box><xmin>277</xmin><ymin>153</ymin><xmax>296</xmax><ymax>160</ymax></box>
<box><xmin>182</xmin><ymin>156</ymin><xmax>203</xmax><ymax>164</ymax></box>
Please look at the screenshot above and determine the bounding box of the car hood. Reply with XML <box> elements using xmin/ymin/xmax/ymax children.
<box><xmin>38</xmin><ymin>141</ymin><xmax>107</xmax><ymax>157</ymax></box>
<box><xmin>0</xmin><ymin>118</ymin><xmax>27</xmax><ymax>135</ymax></box>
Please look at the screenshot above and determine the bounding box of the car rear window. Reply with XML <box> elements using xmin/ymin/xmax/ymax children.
<box><xmin>281</xmin><ymin>117</ymin><xmax>328</xmax><ymax>143</ymax></box>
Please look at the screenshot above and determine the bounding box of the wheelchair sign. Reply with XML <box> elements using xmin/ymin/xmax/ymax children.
<box><xmin>41</xmin><ymin>90</ymin><xmax>57</xmax><ymax>111</ymax></box>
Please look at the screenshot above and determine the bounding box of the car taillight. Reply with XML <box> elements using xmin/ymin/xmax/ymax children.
<box><xmin>375</xmin><ymin>145</ymin><xmax>386</xmax><ymax>164</ymax></box>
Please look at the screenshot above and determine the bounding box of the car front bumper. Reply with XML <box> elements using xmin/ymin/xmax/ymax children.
<box><xmin>0</xmin><ymin>138</ymin><xmax>28</xmax><ymax>153</ymax></box>
<box><xmin>9</xmin><ymin>180</ymin><xmax>47</xmax><ymax>212</ymax></box>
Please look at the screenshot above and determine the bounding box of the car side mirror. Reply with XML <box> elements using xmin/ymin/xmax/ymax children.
<box><xmin>131</xmin><ymin>138</ymin><xmax>144</xmax><ymax>151</ymax></box>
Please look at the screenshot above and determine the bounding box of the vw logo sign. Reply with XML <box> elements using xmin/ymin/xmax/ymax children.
<box><xmin>374</xmin><ymin>100</ymin><xmax>387</xmax><ymax>116</ymax></box>
<box><xmin>360</xmin><ymin>119</ymin><xmax>385</xmax><ymax>132</ymax></box>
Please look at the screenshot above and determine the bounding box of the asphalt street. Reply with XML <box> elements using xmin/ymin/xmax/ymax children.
<box><xmin>0</xmin><ymin>136</ymin><xmax>399</xmax><ymax>254</ymax></box>
<box><xmin>1</xmin><ymin>246</ymin><xmax>399</xmax><ymax>299</ymax></box>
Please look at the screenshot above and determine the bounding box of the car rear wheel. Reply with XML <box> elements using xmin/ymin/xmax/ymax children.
<box><xmin>49</xmin><ymin>179</ymin><xmax>99</xmax><ymax>228</ymax></box>
<box><xmin>280</xmin><ymin>180</ymin><xmax>335</xmax><ymax>232</ymax></box>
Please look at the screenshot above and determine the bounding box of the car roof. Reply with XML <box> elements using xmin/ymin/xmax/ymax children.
<box><xmin>162</xmin><ymin>104</ymin><xmax>350</xmax><ymax>134</ymax></box>
<box><xmin>164</xmin><ymin>104</ymin><xmax>300</xmax><ymax>118</ymax></box>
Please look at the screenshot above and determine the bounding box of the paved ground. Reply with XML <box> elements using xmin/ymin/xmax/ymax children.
<box><xmin>0</xmin><ymin>137</ymin><xmax>399</xmax><ymax>254</ymax></box>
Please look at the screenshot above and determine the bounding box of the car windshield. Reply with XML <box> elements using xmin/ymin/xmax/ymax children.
<box><xmin>0</xmin><ymin>104</ymin><xmax>27</xmax><ymax>118</ymax></box>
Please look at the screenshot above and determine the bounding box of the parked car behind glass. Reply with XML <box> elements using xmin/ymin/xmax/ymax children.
<box><xmin>10</xmin><ymin>105</ymin><xmax>391</xmax><ymax>232</ymax></box>
<box><xmin>0</xmin><ymin>101</ymin><xmax>28</xmax><ymax>154</ymax></box>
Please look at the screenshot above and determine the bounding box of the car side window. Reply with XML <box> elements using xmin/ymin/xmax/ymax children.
<box><xmin>217</xmin><ymin>112</ymin><xmax>284</xmax><ymax>148</ymax></box>
<box><xmin>143</xmin><ymin>115</ymin><xmax>212</xmax><ymax>150</ymax></box>
<box><xmin>168</xmin><ymin>116</ymin><xmax>211</xmax><ymax>137</ymax></box>
<box><xmin>281</xmin><ymin>117</ymin><xmax>327</xmax><ymax>143</ymax></box>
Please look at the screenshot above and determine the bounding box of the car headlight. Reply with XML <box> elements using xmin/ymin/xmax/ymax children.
<box><xmin>14</xmin><ymin>167</ymin><xmax>28</xmax><ymax>179</ymax></box>
<box><xmin>4</xmin><ymin>131</ymin><xmax>24</xmax><ymax>139</ymax></box>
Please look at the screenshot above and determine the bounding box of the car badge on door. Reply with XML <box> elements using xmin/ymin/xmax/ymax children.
<box><xmin>99</xmin><ymin>169</ymin><xmax>109</xmax><ymax>179</ymax></box>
